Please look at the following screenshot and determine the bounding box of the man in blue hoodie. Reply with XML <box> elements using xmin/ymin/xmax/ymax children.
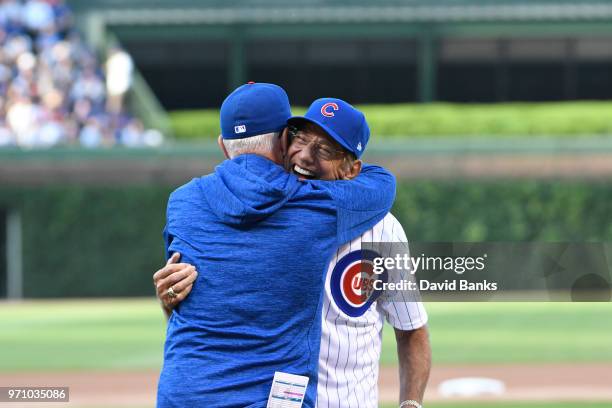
<box><xmin>156</xmin><ymin>83</ymin><xmax>395</xmax><ymax>408</ymax></box>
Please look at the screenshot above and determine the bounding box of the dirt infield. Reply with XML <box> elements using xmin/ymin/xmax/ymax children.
<box><xmin>2</xmin><ymin>364</ymin><xmax>611</xmax><ymax>407</ymax></box>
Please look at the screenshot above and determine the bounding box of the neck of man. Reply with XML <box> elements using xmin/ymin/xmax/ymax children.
<box><xmin>234</xmin><ymin>151</ymin><xmax>282</xmax><ymax>166</ymax></box>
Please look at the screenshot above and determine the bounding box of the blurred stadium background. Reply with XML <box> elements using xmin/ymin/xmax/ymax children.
<box><xmin>1</xmin><ymin>0</ymin><xmax>612</xmax><ymax>407</ymax></box>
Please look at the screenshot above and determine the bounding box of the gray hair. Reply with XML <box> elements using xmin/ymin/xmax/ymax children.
<box><xmin>222</xmin><ymin>131</ymin><xmax>280</xmax><ymax>159</ymax></box>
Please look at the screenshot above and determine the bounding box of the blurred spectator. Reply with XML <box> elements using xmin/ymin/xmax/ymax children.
<box><xmin>105</xmin><ymin>47</ymin><xmax>133</xmax><ymax>114</ymax></box>
<box><xmin>0</xmin><ymin>0</ymin><xmax>161</xmax><ymax>148</ymax></box>
<box><xmin>23</xmin><ymin>0</ymin><xmax>54</xmax><ymax>32</ymax></box>
<box><xmin>79</xmin><ymin>117</ymin><xmax>103</xmax><ymax>148</ymax></box>
<box><xmin>7</xmin><ymin>95</ymin><xmax>40</xmax><ymax>146</ymax></box>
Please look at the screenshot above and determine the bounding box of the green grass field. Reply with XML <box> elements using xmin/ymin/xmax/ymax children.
<box><xmin>169</xmin><ymin>101</ymin><xmax>612</xmax><ymax>140</ymax></box>
<box><xmin>3</xmin><ymin>300</ymin><xmax>610</xmax><ymax>407</ymax></box>
<box><xmin>1</xmin><ymin>300</ymin><xmax>612</xmax><ymax>371</ymax></box>
<box><xmin>382</xmin><ymin>302</ymin><xmax>612</xmax><ymax>365</ymax></box>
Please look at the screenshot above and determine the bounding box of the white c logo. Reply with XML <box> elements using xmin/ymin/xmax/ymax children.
<box><xmin>320</xmin><ymin>102</ymin><xmax>339</xmax><ymax>118</ymax></box>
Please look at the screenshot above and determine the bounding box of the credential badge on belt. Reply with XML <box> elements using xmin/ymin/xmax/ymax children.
<box><xmin>266</xmin><ymin>371</ymin><xmax>309</xmax><ymax>408</ymax></box>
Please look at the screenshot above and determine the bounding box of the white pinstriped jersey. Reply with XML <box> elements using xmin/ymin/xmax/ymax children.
<box><xmin>316</xmin><ymin>213</ymin><xmax>428</xmax><ymax>408</ymax></box>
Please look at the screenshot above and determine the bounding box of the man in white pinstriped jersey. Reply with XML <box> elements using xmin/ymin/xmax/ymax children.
<box><xmin>154</xmin><ymin>100</ymin><xmax>431</xmax><ymax>408</ymax></box>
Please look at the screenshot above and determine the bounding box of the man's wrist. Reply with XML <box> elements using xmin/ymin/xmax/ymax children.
<box><xmin>160</xmin><ymin>300</ymin><xmax>172</xmax><ymax>314</ymax></box>
<box><xmin>400</xmin><ymin>400</ymin><xmax>423</xmax><ymax>408</ymax></box>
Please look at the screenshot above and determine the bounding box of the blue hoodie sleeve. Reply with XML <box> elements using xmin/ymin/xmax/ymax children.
<box><xmin>309</xmin><ymin>164</ymin><xmax>396</xmax><ymax>245</ymax></box>
<box><xmin>163</xmin><ymin>195</ymin><xmax>180</xmax><ymax>261</ymax></box>
<box><xmin>163</xmin><ymin>181</ymin><xmax>201</xmax><ymax>263</ymax></box>
<box><xmin>163</xmin><ymin>225</ymin><xmax>172</xmax><ymax>261</ymax></box>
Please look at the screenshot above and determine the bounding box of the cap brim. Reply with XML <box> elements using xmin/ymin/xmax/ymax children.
<box><xmin>287</xmin><ymin>116</ymin><xmax>354</xmax><ymax>156</ymax></box>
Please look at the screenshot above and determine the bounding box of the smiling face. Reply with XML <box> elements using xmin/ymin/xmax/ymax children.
<box><xmin>285</xmin><ymin>120</ymin><xmax>362</xmax><ymax>181</ymax></box>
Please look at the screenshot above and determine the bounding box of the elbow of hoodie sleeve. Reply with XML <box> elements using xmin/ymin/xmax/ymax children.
<box><xmin>352</xmin><ymin>164</ymin><xmax>396</xmax><ymax>212</ymax></box>
<box><xmin>317</xmin><ymin>164</ymin><xmax>396</xmax><ymax>213</ymax></box>
<box><xmin>307</xmin><ymin>164</ymin><xmax>396</xmax><ymax>243</ymax></box>
<box><xmin>334</xmin><ymin>164</ymin><xmax>396</xmax><ymax>244</ymax></box>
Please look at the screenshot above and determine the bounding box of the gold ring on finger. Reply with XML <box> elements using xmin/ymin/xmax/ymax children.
<box><xmin>167</xmin><ymin>286</ymin><xmax>178</xmax><ymax>299</ymax></box>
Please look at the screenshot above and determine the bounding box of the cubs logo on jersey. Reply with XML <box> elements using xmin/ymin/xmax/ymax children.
<box><xmin>329</xmin><ymin>249</ymin><xmax>387</xmax><ymax>317</ymax></box>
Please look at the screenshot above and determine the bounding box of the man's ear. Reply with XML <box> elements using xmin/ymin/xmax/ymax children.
<box><xmin>343</xmin><ymin>159</ymin><xmax>362</xmax><ymax>180</ymax></box>
<box><xmin>277</xmin><ymin>128</ymin><xmax>289</xmax><ymax>163</ymax></box>
<box><xmin>218</xmin><ymin>135</ymin><xmax>230</xmax><ymax>159</ymax></box>
<box><xmin>279</xmin><ymin>127</ymin><xmax>289</xmax><ymax>159</ymax></box>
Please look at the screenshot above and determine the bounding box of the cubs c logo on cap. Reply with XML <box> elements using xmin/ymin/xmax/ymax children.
<box><xmin>320</xmin><ymin>102</ymin><xmax>339</xmax><ymax>118</ymax></box>
<box><xmin>330</xmin><ymin>250</ymin><xmax>387</xmax><ymax>317</ymax></box>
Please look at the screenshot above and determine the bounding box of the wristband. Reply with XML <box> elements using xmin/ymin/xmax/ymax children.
<box><xmin>400</xmin><ymin>400</ymin><xmax>423</xmax><ymax>408</ymax></box>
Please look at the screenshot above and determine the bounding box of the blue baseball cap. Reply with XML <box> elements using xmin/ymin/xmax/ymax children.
<box><xmin>288</xmin><ymin>98</ymin><xmax>369</xmax><ymax>158</ymax></box>
<box><xmin>220</xmin><ymin>82</ymin><xmax>291</xmax><ymax>139</ymax></box>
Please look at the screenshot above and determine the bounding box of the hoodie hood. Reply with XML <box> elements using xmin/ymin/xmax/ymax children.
<box><xmin>200</xmin><ymin>154</ymin><xmax>300</xmax><ymax>225</ymax></box>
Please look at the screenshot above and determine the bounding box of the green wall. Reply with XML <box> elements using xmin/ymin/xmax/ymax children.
<box><xmin>0</xmin><ymin>187</ymin><xmax>172</xmax><ymax>298</ymax></box>
<box><xmin>2</xmin><ymin>181</ymin><xmax>611</xmax><ymax>298</ymax></box>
